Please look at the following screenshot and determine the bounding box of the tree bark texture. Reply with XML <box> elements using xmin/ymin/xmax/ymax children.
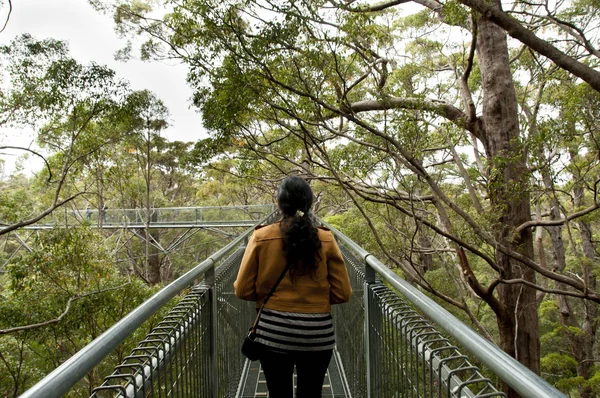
<box><xmin>475</xmin><ymin>1</ymin><xmax>541</xmax><ymax>393</ymax></box>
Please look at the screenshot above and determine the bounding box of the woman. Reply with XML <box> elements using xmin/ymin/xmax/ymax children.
<box><xmin>234</xmin><ymin>176</ymin><xmax>352</xmax><ymax>398</ymax></box>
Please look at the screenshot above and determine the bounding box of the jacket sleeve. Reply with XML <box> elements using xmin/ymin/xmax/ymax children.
<box><xmin>234</xmin><ymin>232</ymin><xmax>259</xmax><ymax>301</ymax></box>
<box><xmin>328</xmin><ymin>238</ymin><xmax>353</xmax><ymax>304</ymax></box>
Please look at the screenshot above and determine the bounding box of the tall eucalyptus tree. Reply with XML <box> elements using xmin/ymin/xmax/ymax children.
<box><xmin>121</xmin><ymin>90</ymin><xmax>169</xmax><ymax>284</ymax></box>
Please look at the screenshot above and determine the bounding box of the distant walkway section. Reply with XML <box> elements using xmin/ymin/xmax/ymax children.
<box><xmin>21</xmin><ymin>205</ymin><xmax>275</xmax><ymax>229</ymax></box>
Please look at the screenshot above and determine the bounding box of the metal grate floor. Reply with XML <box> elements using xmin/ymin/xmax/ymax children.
<box><xmin>239</xmin><ymin>352</ymin><xmax>349</xmax><ymax>398</ymax></box>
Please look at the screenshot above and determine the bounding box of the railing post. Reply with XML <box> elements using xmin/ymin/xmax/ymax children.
<box><xmin>205</xmin><ymin>264</ymin><xmax>219</xmax><ymax>398</ymax></box>
<box><xmin>364</xmin><ymin>256</ymin><xmax>375</xmax><ymax>398</ymax></box>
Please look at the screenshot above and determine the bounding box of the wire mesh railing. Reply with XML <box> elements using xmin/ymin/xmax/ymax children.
<box><xmin>214</xmin><ymin>248</ymin><xmax>256</xmax><ymax>397</ymax></box>
<box><xmin>90</xmin><ymin>285</ymin><xmax>212</xmax><ymax>397</ymax></box>
<box><xmin>330</xmin><ymin>245</ymin><xmax>367</xmax><ymax>397</ymax></box>
<box><xmin>89</xmin><ymin>247</ymin><xmax>253</xmax><ymax>398</ymax></box>
<box><xmin>325</xmin><ymin>220</ymin><xmax>566</xmax><ymax>398</ymax></box>
<box><xmin>367</xmin><ymin>284</ymin><xmax>503</xmax><ymax>397</ymax></box>
<box><xmin>332</xmin><ymin>245</ymin><xmax>504</xmax><ymax>398</ymax></box>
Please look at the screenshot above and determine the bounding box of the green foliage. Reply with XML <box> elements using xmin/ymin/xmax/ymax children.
<box><xmin>0</xmin><ymin>34</ymin><xmax>126</xmax><ymax>130</ymax></box>
<box><xmin>589</xmin><ymin>371</ymin><xmax>600</xmax><ymax>394</ymax></box>
<box><xmin>394</xmin><ymin>9</ymin><xmax>434</xmax><ymax>30</ymax></box>
<box><xmin>541</xmin><ymin>353</ymin><xmax>579</xmax><ymax>391</ymax></box>
<box><xmin>193</xmin><ymin>57</ymin><xmax>261</xmax><ymax>140</ymax></box>
<box><xmin>325</xmin><ymin>210</ymin><xmax>377</xmax><ymax>251</ymax></box>
<box><xmin>442</xmin><ymin>0</ymin><xmax>470</xmax><ymax>27</ymax></box>
<box><xmin>0</xmin><ymin>178</ymin><xmax>37</xmax><ymax>224</ymax></box>
<box><xmin>0</xmin><ymin>226</ymin><xmax>161</xmax><ymax>395</ymax></box>
<box><xmin>113</xmin><ymin>1</ymin><xmax>154</xmax><ymax>41</ymax></box>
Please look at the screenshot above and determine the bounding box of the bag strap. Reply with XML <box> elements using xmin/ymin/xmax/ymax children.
<box><xmin>249</xmin><ymin>263</ymin><xmax>290</xmax><ymax>334</ymax></box>
<box><xmin>263</xmin><ymin>263</ymin><xmax>290</xmax><ymax>305</ymax></box>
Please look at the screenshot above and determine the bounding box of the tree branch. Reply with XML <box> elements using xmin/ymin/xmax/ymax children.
<box><xmin>456</xmin><ymin>0</ymin><xmax>600</xmax><ymax>92</ymax></box>
<box><xmin>514</xmin><ymin>201</ymin><xmax>600</xmax><ymax>235</ymax></box>
<box><xmin>500</xmin><ymin>278</ymin><xmax>600</xmax><ymax>301</ymax></box>
<box><xmin>347</xmin><ymin>97</ymin><xmax>485</xmax><ymax>140</ymax></box>
<box><xmin>338</xmin><ymin>0</ymin><xmax>412</xmax><ymax>12</ymax></box>
<box><xmin>460</xmin><ymin>12</ymin><xmax>478</xmax><ymax>124</ymax></box>
<box><xmin>0</xmin><ymin>191</ymin><xmax>87</xmax><ymax>236</ymax></box>
<box><xmin>0</xmin><ymin>0</ymin><xmax>12</xmax><ymax>33</ymax></box>
<box><xmin>0</xmin><ymin>283</ymin><xmax>130</xmax><ymax>335</ymax></box>
<box><xmin>542</xmin><ymin>5</ymin><xmax>600</xmax><ymax>59</ymax></box>
<box><xmin>0</xmin><ymin>146</ymin><xmax>52</xmax><ymax>181</ymax></box>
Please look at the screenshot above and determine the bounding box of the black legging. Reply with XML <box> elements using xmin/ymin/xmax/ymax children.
<box><xmin>259</xmin><ymin>347</ymin><xmax>333</xmax><ymax>398</ymax></box>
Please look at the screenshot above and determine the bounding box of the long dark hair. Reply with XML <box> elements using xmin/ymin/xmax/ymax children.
<box><xmin>277</xmin><ymin>176</ymin><xmax>321</xmax><ymax>279</ymax></box>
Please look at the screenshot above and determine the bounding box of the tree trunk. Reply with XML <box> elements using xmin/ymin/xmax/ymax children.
<box><xmin>567</xmin><ymin>160</ymin><xmax>598</xmax><ymax>398</ymax></box>
<box><xmin>556</xmin><ymin>220</ymin><xmax>598</xmax><ymax>398</ymax></box>
<box><xmin>540</xmin><ymin>170</ymin><xmax>567</xmax><ymax>276</ymax></box>
<box><xmin>143</xmin><ymin>125</ymin><xmax>163</xmax><ymax>284</ymax></box>
<box><xmin>145</xmin><ymin>211</ymin><xmax>161</xmax><ymax>285</ymax></box>
<box><xmin>97</xmin><ymin>166</ymin><xmax>104</xmax><ymax>229</ymax></box>
<box><xmin>476</xmin><ymin>1</ymin><xmax>540</xmax><ymax>394</ymax></box>
<box><xmin>539</xmin><ymin>152</ymin><xmax>597</xmax><ymax>398</ymax></box>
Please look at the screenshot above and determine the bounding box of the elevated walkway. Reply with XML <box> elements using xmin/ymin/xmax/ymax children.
<box><xmin>0</xmin><ymin>205</ymin><xmax>275</xmax><ymax>272</ymax></box>
<box><xmin>19</xmin><ymin>205</ymin><xmax>274</xmax><ymax>229</ymax></box>
<box><xmin>19</xmin><ymin>211</ymin><xmax>566</xmax><ymax>398</ymax></box>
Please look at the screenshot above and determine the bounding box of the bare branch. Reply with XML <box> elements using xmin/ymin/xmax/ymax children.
<box><xmin>0</xmin><ymin>0</ymin><xmax>12</xmax><ymax>33</ymax></box>
<box><xmin>514</xmin><ymin>201</ymin><xmax>600</xmax><ymax>235</ymax></box>
<box><xmin>460</xmin><ymin>12</ymin><xmax>478</xmax><ymax>124</ymax></box>
<box><xmin>0</xmin><ymin>282</ymin><xmax>131</xmax><ymax>335</ymax></box>
<box><xmin>347</xmin><ymin>97</ymin><xmax>485</xmax><ymax>139</ymax></box>
<box><xmin>500</xmin><ymin>278</ymin><xmax>600</xmax><ymax>301</ymax></box>
<box><xmin>0</xmin><ymin>191</ymin><xmax>87</xmax><ymax>236</ymax></box>
<box><xmin>0</xmin><ymin>146</ymin><xmax>52</xmax><ymax>181</ymax></box>
<box><xmin>337</xmin><ymin>0</ymin><xmax>412</xmax><ymax>12</ymax></box>
<box><xmin>542</xmin><ymin>5</ymin><xmax>600</xmax><ymax>59</ymax></box>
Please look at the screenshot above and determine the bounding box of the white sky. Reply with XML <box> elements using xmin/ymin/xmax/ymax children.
<box><xmin>0</xmin><ymin>0</ymin><xmax>206</xmax><ymax>175</ymax></box>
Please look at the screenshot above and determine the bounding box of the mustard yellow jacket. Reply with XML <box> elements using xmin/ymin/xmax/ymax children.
<box><xmin>233</xmin><ymin>222</ymin><xmax>352</xmax><ymax>313</ymax></box>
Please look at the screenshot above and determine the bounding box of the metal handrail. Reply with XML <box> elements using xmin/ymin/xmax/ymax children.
<box><xmin>106</xmin><ymin>205</ymin><xmax>273</xmax><ymax>211</ymax></box>
<box><xmin>19</xmin><ymin>205</ymin><xmax>276</xmax><ymax>228</ymax></box>
<box><xmin>321</xmin><ymin>219</ymin><xmax>566</xmax><ymax>398</ymax></box>
<box><xmin>20</xmin><ymin>211</ymin><xmax>275</xmax><ymax>398</ymax></box>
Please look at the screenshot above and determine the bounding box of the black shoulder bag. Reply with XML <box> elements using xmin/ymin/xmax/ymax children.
<box><xmin>241</xmin><ymin>264</ymin><xmax>290</xmax><ymax>361</ymax></box>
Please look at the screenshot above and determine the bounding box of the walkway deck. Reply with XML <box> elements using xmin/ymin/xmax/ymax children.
<box><xmin>239</xmin><ymin>354</ymin><xmax>348</xmax><ymax>398</ymax></box>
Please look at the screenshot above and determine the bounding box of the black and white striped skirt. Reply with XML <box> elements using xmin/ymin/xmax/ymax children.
<box><xmin>254</xmin><ymin>308</ymin><xmax>335</xmax><ymax>352</ymax></box>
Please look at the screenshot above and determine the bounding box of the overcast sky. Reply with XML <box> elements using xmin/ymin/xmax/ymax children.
<box><xmin>0</xmin><ymin>0</ymin><xmax>206</xmax><ymax>174</ymax></box>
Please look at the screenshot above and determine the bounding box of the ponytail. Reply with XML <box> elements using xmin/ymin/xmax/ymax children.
<box><xmin>276</xmin><ymin>176</ymin><xmax>322</xmax><ymax>279</ymax></box>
